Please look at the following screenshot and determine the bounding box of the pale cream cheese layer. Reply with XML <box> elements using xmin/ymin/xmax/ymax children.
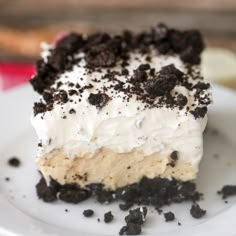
<box><xmin>38</xmin><ymin>148</ymin><xmax>198</xmax><ymax>190</ymax></box>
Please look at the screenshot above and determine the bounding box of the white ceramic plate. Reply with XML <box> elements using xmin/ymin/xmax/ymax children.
<box><xmin>0</xmin><ymin>84</ymin><xmax>236</xmax><ymax>236</ymax></box>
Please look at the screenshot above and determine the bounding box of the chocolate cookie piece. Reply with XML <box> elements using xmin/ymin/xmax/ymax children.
<box><xmin>104</xmin><ymin>211</ymin><xmax>114</xmax><ymax>223</ymax></box>
<box><xmin>83</xmin><ymin>209</ymin><xmax>94</xmax><ymax>217</ymax></box>
<box><xmin>190</xmin><ymin>203</ymin><xmax>206</xmax><ymax>219</ymax></box>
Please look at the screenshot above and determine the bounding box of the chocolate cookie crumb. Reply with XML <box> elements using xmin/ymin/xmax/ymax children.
<box><xmin>8</xmin><ymin>157</ymin><xmax>21</xmax><ymax>167</ymax></box>
<box><xmin>69</xmin><ymin>109</ymin><xmax>76</xmax><ymax>114</ymax></box>
<box><xmin>176</xmin><ymin>94</ymin><xmax>188</xmax><ymax>108</ymax></box>
<box><xmin>36</xmin><ymin>177</ymin><xmax>57</xmax><ymax>202</ymax></box>
<box><xmin>5</xmin><ymin>177</ymin><xmax>10</xmax><ymax>181</ymax></box>
<box><xmin>144</xmin><ymin>76</ymin><xmax>176</xmax><ymax>97</ymax></box>
<box><xmin>43</xmin><ymin>91</ymin><xmax>53</xmax><ymax>103</ymax></box>
<box><xmin>68</xmin><ymin>89</ymin><xmax>78</xmax><ymax>96</ymax></box>
<box><xmin>190</xmin><ymin>107</ymin><xmax>207</xmax><ymax>119</ymax></box>
<box><xmin>37</xmin><ymin>176</ymin><xmax>202</xmax><ymax>212</ymax></box>
<box><xmin>167</xmin><ymin>151</ymin><xmax>178</xmax><ymax>167</ymax></box>
<box><xmin>119</xmin><ymin>223</ymin><xmax>142</xmax><ymax>235</ymax></box>
<box><xmin>159</xmin><ymin>64</ymin><xmax>184</xmax><ymax>78</ymax></box>
<box><xmin>190</xmin><ymin>203</ymin><xmax>206</xmax><ymax>219</ymax></box>
<box><xmin>164</xmin><ymin>212</ymin><xmax>175</xmax><ymax>222</ymax></box>
<box><xmin>38</xmin><ymin>142</ymin><xmax>43</xmax><ymax>147</ymax></box>
<box><xmin>125</xmin><ymin>207</ymin><xmax>147</xmax><ymax>225</ymax></box>
<box><xmin>178</xmin><ymin>222</ymin><xmax>182</xmax><ymax>226</ymax></box>
<box><xmin>83</xmin><ymin>209</ymin><xmax>94</xmax><ymax>217</ymax></box>
<box><xmin>33</xmin><ymin>102</ymin><xmax>47</xmax><ymax>116</ymax></box>
<box><xmin>152</xmin><ymin>23</ymin><xmax>168</xmax><ymax>43</ymax></box>
<box><xmin>88</xmin><ymin>93</ymin><xmax>110</xmax><ymax>109</ymax></box>
<box><xmin>85</xmin><ymin>38</ymin><xmax>118</xmax><ymax>67</ymax></box>
<box><xmin>138</xmin><ymin>64</ymin><xmax>151</xmax><ymax>71</ymax></box>
<box><xmin>58</xmin><ymin>187</ymin><xmax>91</xmax><ymax>204</ymax></box>
<box><xmin>65</xmin><ymin>209</ymin><xmax>69</xmax><ymax>212</ymax></box>
<box><xmin>57</xmin><ymin>33</ymin><xmax>84</xmax><ymax>53</ymax></box>
<box><xmin>155</xmin><ymin>208</ymin><xmax>163</xmax><ymax>215</ymax></box>
<box><xmin>122</xmin><ymin>68</ymin><xmax>129</xmax><ymax>76</ymax></box>
<box><xmin>133</xmin><ymin>69</ymin><xmax>147</xmax><ymax>83</ymax></box>
<box><xmin>119</xmin><ymin>203</ymin><xmax>133</xmax><ymax>211</ymax></box>
<box><xmin>170</xmin><ymin>151</ymin><xmax>178</xmax><ymax>161</ymax></box>
<box><xmin>104</xmin><ymin>211</ymin><xmax>114</xmax><ymax>223</ymax></box>
<box><xmin>218</xmin><ymin>185</ymin><xmax>236</xmax><ymax>199</ymax></box>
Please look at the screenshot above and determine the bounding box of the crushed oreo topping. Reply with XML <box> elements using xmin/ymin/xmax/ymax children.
<box><xmin>160</xmin><ymin>64</ymin><xmax>184</xmax><ymax>78</ymax></box>
<box><xmin>33</xmin><ymin>102</ymin><xmax>47</xmax><ymax>116</ymax></box>
<box><xmin>190</xmin><ymin>107</ymin><xmax>207</xmax><ymax>119</ymax></box>
<box><xmin>88</xmin><ymin>93</ymin><xmax>110</xmax><ymax>109</ymax></box>
<box><xmin>83</xmin><ymin>209</ymin><xmax>94</xmax><ymax>217</ymax></box>
<box><xmin>164</xmin><ymin>212</ymin><xmax>175</xmax><ymax>222</ymax></box>
<box><xmin>152</xmin><ymin>23</ymin><xmax>168</xmax><ymax>43</ymax></box>
<box><xmin>144</xmin><ymin>75</ymin><xmax>176</xmax><ymax>97</ymax></box>
<box><xmin>190</xmin><ymin>203</ymin><xmax>206</xmax><ymax>219</ymax></box>
<box><xmin>218</xmin><ymin>185</ymin><xmax>236</xmax><ymax>199</ymax></box>
<box><xmin>133</xmin><ymin>69</ymin><xmax>147</xmax><ymax>83</ymax></box>
<box><xmin>86</xmin><ymin>44</ymin><xmax>116</xmax><ymax>68</ymax></box>
<box><xmin>138</xmin><ymin>64</ymin><xmax>151</xmax><ymax>71</ymax></box>
<box><xmin>57</xmin><ymin>33</ymin><xmax>84</xmax><ymax>53</ymax></box>
<box><xmin>69</xmin><ymin>109</ymin><xmax>76</xmax><ymax>114</ymax></box>
<box><xmin>8</xmin><ymin>157</ymin><xmax>21</xmax><ymax>167</ymax></box>
<box><xmin>122</xmin><ymin>68</ymin><xmax>129</xmax><ymax>76</ymax></box>
<box><xmin>104</xmin><ymin>211</ymin><xmax>114</xmax><ymax>223</ymax></box>
<box><xmin>143</xmin><ymin>64</ymin><xmax>183</xmax><ymax>98</ymax></box>
<box><xmin>43</xmin><ymin>91</ymin><xmax>53</xmax><ymax>103</ymax></box>
<box><xmin>176</xmin><ymin>94</ymin><xmax>188</xmax><ymax>108</ymax></box>
<box><xmin>31</xmin><ymin>24</ymin><xmax>210</xmax><ymax>119</ymax></box>
<box><xmin>56</xmin><ymin>90</ymin><xmax>68</xmax><ymax>104</ymax></box>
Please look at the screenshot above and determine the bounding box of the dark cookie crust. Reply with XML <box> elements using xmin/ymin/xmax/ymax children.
<box><xmin>36</xmin><ymin>176</ymin><xmax>202</xmax><ymax>208</ymax></box>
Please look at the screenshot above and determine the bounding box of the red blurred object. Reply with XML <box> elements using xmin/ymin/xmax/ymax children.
<box><xmin>0</xmin><ymin>62</ymin><xmax>35</xmax><ymax>91</ymax></box>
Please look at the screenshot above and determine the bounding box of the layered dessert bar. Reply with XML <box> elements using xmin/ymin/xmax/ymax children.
<box><xmin>31</xmin><ymin>24</ymin><xmax>211</xmax><ymax>204</ymax></box>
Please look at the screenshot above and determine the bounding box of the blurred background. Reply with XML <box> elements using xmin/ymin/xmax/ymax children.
<box><xmin>0</xmin><ymin>0</ymin><xmax>236</xmax><ymax>90</ymax></box>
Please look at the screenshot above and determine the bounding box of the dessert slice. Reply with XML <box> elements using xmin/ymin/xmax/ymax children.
<box><xmin>31</xmin><ymin>24</ymin><xmax>211</xmax><ymax>204</ymax></box>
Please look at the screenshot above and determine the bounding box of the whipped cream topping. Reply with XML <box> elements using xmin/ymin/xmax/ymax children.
<box><xmin>31</xmin><ymin>44</ymin><xmax>210</xmax><ymax>169</ymax></box>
